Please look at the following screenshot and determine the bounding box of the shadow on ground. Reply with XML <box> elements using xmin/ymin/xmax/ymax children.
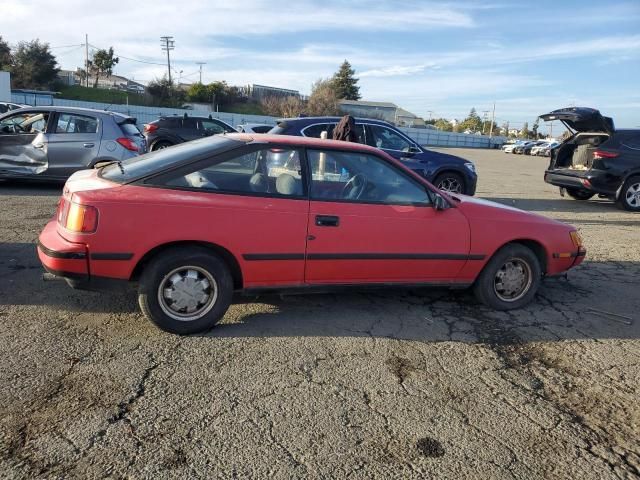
<box><xmin>2</xmin><ymin>242</ymin><xmax>638</xmax><ymax>345</ymax></box>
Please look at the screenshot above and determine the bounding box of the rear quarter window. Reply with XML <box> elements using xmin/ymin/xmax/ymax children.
<box><xmin>120</xmin><ymin>122</ymin><xmax>141</xmax><ymax>136</ymax></box>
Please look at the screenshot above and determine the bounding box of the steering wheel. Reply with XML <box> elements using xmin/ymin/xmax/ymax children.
<box><xmin>342</xmin><ymin>173</ymin><xmax>368</xmax><ymax>200</ymax></box>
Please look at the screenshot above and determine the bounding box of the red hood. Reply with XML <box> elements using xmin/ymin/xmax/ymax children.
<box><xmin>450</xmin><ymin>194</ymin><xmax>571</xmax><ymax>229</ymax></box>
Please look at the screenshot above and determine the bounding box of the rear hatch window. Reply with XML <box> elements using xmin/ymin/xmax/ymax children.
<box><xmin>99</xmin><ymin>136</ymin><xmax>246</xmax><ymax>183</ymax></box>
<box><xmin>120</xmin><ymin>122</ymin><xmax>142</xmax><ymax>136</ymax></box>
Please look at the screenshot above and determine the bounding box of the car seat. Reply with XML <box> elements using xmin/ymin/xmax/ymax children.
<box><xmin>276</xmin><ymin>174</ymin><xmax>301</xmax><ymax>196</ymax></box>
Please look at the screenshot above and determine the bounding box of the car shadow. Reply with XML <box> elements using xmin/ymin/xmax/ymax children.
<box><xmin>3</xmin><ymin>242</ymin><xmax>639</xmax><ymax>345</ymax></box>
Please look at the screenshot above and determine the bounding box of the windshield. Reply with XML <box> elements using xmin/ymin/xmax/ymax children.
<box><xmin>100</xmin><ymin>135</ymin><xmax>245</xmax><ymax>183</ymax></box>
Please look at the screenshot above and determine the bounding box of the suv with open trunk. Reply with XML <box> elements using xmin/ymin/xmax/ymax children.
<box><xmin>541</xmin><ymin>107</ymin><xmax>640</xmax><ymax>211</ymax></box>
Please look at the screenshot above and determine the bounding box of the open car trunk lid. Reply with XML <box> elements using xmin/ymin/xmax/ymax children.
<box><xmin>540</xmin><ymin>107</ymin><xmax>614</xmax><ymax>135</ymax></box>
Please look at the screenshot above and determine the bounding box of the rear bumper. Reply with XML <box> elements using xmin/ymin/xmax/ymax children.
<box><xmin>544</xmin><ymin>169</ymin><xmax>620</xmax><ymax>195</ymax></box>
<box><xmin>37</xmin><ymin>220</ymin><xmax>130</xmax><ymax>291</ymax></box>
<box><xmin>37</xmin><ymin>220</ymin><xmax>89</xmax><ymax>277</ymax></box>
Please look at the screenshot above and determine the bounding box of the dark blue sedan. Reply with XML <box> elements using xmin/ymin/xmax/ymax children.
<box><xmin>269</xmin><ymin>117</ymin><xmax>477</xmax><ymax>195</ymax></box>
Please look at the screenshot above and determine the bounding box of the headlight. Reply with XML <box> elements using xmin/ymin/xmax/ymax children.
<box><xmin>464</xmin><ymin>162</ymin><xmax>476</xmax><ymax>174</ymax></box>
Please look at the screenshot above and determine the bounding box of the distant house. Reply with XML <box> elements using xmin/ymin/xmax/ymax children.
<box><xmin>82</xmin><ymin>74</ymin><xmax>145</xmax><ymax>92</ymax></box>
<box><xmin>57</xmin><ymin>69</ymin><xmax>77</xmax><ymax>86</ymax></box>
<box><xmin>338</xmin><ymin>100</ymin><xmax>427</xmax><ymax>127</ymax></box>
<box><xmin>245</xmin><ymin>84</ymin><xmax>300</xmax><ymax>101</ymax></box>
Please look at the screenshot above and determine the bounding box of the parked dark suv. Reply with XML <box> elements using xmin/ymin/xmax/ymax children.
<box><xmin>269</xmin><ymin>117</ymin><xmax>478</xmax><ymax>195</ymax></box>
<box><xmin>541</xmin><ymin>107</ymin><xmax>640</xmax><ymax>211</ymax></box>
<box><xmin>143</xmin><ymin>114</ymin><xmax>237</xmax><ymax>151</ymax></box>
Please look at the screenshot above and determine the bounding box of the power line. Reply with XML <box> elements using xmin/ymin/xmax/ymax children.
<box><xmin>88</xmin><ymin>43</ymin><xmax>166</xmax><ymax>65</ymax></box>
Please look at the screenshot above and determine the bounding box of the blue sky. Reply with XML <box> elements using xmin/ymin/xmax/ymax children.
<box><xmin>4</xmin><ymin>0</ymin><xmax>640</xmax><ymax>131</ymax></box>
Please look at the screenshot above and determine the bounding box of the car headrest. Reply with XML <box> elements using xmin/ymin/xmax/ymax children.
<box><xmin>276</xmin><ymin>174</ymin><xmax>301</xmax><ymax>196</ymax></box>
<box><xmin>249</xmin><ymin>173</ymin><xmax>267</xmax><ymax>192</ymax></box>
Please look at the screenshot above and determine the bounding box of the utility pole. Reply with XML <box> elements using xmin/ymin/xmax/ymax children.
<box><xmin>427</xmin><ymin>110</ymin><xmax>433</xmax><ymax>121</ymax></box>
<box><xmin>160</xmin><ymin>36</ymin><xmax>175</xmax><ymax>83</ymax></box>
<box><xmin>85</xmin><ymin>34</ymin><xmax>89</xmax><ymax>88</ymax></box>
<box><xmin>481</xmin><ymin>110</ymin><xmax>489</xmax><ymax>135</ymax></box>
<box><xmin>196</xmin><ymin>62</ymin><xmax>206</xmax><ymax>83</ymax></box>
<box><xmin>489</xmin><ymin>101</ymin><xmax>496</xmax><ymax>142</ymax></box>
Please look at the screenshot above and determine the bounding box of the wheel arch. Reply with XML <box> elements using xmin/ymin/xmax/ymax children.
<box><xmin>485</xmin><ymin>238</ymin><xmax>548</xmax><ymax>275</ymax></box>
<box><xmin>130</xmin><ymin>240</ymin><xmax>243</xmax><ymax>289</ymax></box>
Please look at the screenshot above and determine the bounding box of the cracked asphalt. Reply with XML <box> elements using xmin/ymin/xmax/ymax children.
<box><xmin>1</xmin><ymin>148</ymin><xmax>639</xmax><ymax>479</ymax></box>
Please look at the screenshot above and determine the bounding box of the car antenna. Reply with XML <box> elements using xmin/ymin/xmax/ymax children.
<box><xmin>183</xmin><ymin>113</ymin><xmax>188</xmax><ymax>118</ymax></box>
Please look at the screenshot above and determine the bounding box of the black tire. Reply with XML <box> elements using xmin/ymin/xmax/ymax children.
<box><xmin>152</xmin><ymin>140</ymin><xmax>173</xmax><ymax>151</ymax></box>
<box><xmin>473</xmin><ymin>244</ymin><xmax>541</xmax><ymax>310</ymax></box>
<box><xmin>433</xmin><ymin>172</ymin><xmax>466</xmax><ymax>194</ymax></box>
<box><xmin>138</xmin><ymin>247</ymin><xmax>233</xmax><ymax>334</ymax></box>
<box><xmin>616</xmin><ymin>175</ymin><xmax>640</xmax><ymax>212</ymax></box>
<box><xmin>565</xmin><ymin>188</ymin><xmax>595</xmax><ymax>201</ymax></box>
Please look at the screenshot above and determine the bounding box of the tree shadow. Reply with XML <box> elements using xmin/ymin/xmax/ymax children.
<box><xmin>483</xmin><ymin>196</ymin><xmax>624</xmax><ymax>215</ymax></box>
<box><xmin>2</xmin><ymin>242</ymin><xmax>638</xmax><ymax>345</ymax></box>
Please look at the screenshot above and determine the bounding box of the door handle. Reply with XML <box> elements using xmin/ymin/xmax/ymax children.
<box><xmin>315</xmin><ymin>215</ymin><xmax>340</xmax><ymax>227</ymax></box>
<box><xmin>33</xmin><ymin>143</ymin><xmax>45</xmax><ymax>149</ymax></box>
<box><xmin>83</xmin><ymin>143</ymin><xmax>95</xmax><ymax>148</ymax></box>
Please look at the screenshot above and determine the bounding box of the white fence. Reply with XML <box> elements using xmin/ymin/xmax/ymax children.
<box><xmin>11</xmin><ymin>94</ymin><xmax>505</xmax><ymax>148</ymax></box>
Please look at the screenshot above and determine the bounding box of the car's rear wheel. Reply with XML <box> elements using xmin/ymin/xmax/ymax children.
<box><xmin>434</xmin><ymin>172</ymin><xmax>465</xmax><ymax>194</ymax></box>
<box><xmin>138</xmin><ymin>247</ymin><xmax>233</xmax><ymax>334</ymax></box>
<box><xmin>473</xmin><ymin>244</ymin><xmax>541</xmax><ymax>310</ymax></box>
<box><xmin>152</xmin><ymin>140</ymin><xmax>173</xmax><ymax>151</ymax></box>
<box><xmin>565</xmin><ymin>188</ymin><xmax>595</xmax><ymax>201</ymax></box>
<box><xmin>617</xmin><ymin>176</ymin><xmax>640</xmax><ymax>212</ymax></box>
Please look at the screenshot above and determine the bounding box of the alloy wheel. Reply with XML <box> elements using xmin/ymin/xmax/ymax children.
<box><xmin>437</xmin><ymin>177</ymin><xmax>463</xmax><ymax>194</ymax></box>
<box><xmin>625</xmin><ymin>182</ymin><xmax>640</xmax><ymax>208</ymax></box>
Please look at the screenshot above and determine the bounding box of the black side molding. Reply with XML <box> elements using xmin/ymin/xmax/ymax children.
<box><xmin>90</xmin><ymin>253</ymin><xmax>134</xmax><ymax>261</ymax></box>
<box><xmin>242</xmin><ymin>253</ymin><xmax>305</xmax><ymax>261</ymax></box>
<box><xmin>242</xmin><ymin>252</ymin><xmax>486</xmax><ymax>261</ymax></box>
<box><xmin>37</xmin><ymin>241</ymin><xmax>86</xmax><ymax>260</ymax></box>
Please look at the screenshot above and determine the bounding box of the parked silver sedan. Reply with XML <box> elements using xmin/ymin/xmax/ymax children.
<box><xmin>0</xmin><ymin>106</ymin><xmax>145</xmax><ymax>181</ymax></box>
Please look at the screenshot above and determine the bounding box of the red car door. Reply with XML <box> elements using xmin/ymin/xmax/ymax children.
<box><xmin>304</xmin><ymin>148</ymin><xmax>471</xmax><ymax>285</ymax></box>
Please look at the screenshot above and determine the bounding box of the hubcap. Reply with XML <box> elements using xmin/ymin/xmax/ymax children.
<box><xmin>493</xmin><ymin>258</ymin><xmax>532</xmax><ymax>302</ymax></box>
<box><xmin>158</xmin><ymin>266</ymin><xmax>218</xmax><ymax>321</ymax></box>
<box><xmin>437</xmin><ymin>177</ymin><xmax>463</xmax><ymax>194</ymax></box>
<box><xmin>625</xmin><ymin>182</ymin><xmax>640</xmax><ymax>207</ymax></box>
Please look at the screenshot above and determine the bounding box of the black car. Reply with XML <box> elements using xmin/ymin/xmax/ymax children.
<box><xmin>269</xmin><ymin>117</ymin><xmax>478</xmax><ymax>195</ymax></box>
<box><xmin>541</xmin><ymin>107</ymin><xmax>640</xmax><ymax>211</ymax></box>
<box><xmin>523</xmin><ymin>141</ymin><xmax>547</xmax><ymax>155</ymax></box>
<box><xmin>143</xmin><ymin>114</ymin><xmax>237</xmax><ymax>151</ymax></box>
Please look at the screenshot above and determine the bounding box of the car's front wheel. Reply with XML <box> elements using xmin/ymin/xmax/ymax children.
<box><xmin>617</xmin><ymin>176</ymin><xmax>640</xmax><ymax>212</ymax></box>
<box><xmin>434</xmin><ymin>172</ymin><xmax>465</xmax><ymax>194</ymax></box>
<box><xmin>565</xmin><ymin>188</ymin><xmax>595</xmax><ymax>201</ymax></box>
<box><xmin>473</xmin><ymin>244</ymin><xmax>541</xmax><ymax>310</ymax></box>
<box><xmin>138</xmin><ymin>247</ymin><xmax>233</xmax><ymax>334</ymax></box>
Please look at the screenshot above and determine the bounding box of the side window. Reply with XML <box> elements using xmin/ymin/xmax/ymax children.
<box><xmin>55</xmin><ymin>114</ymin><xmax>98</xmax><ymax>134</ymax></box>
<box><xmin>183</xmin><ymin>118</ymin><xmax>198</xmax><ymax>129</ymax></box>
<box><xmin>164</xmin><ymin>147</ymin><xmax>304</xmax><ymax>197</ymax></box>
<box><xmin>620</xmin><ymin>133</ymin><xmax>640</xmax><ymax>150</ymax></box>
<box><xmin>308</xmin><ymin>149</ymin><xmax>430</xmax><ymax>205</ymax></box>
<box><xmin>0</xmin><ymin>112</ymin><xmax>49</xmax><ymax>134</ymax></box>
<box><xmin>368</xmin><ymin>125</ymin><xmax>411</xmax><ymax>151</ymax></box>
<box><xmin>303</xmin><ymin>123</ymin><xmax>335</xmax><ymax>138</ymax></box>
<box><xmin>201</xmin><ymin>120</ymin><xmax>226</xmax><ymax>135</ymax></box>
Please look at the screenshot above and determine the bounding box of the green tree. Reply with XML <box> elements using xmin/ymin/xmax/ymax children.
<box><xmin>332</xmin><ymin>60</ymin><xmax>360</xmax><ymax>101</ymax></box>
<box><xmin>306</xmin><ymin>78</ymin><xmax>340</xmax><ymax>116</ymax></box>
<box><xmin>532</xmin><ymin>117</ymin><xmax>540</xmax><ymax>139</ymax></box>
<box><xmin>434</xmin><ymin>118</ymin><xmax>453</xmax><ymax>131</ymax></box>
<box><xmin>186</xmin><ymin>82</ymin><xmax>209</xmax><ymax>103</ymax></box>
<box><xmin>11</xmin><ymin>40</ymin><xmax>59</xmax><ymax>89</ymax></box>
<box><xmin>146</xmin><ymin>76</ymin><xmax>184</xmax><ymax>106</ymax></box>
<box><xmin>458</xmin><ymin>108</ymin><xmax>482</xmax><ymax>133</ymax></box>
<box><xmin>0</xmin><ymin>36</ymin><xmax>11</xmax><ymax>71</ymax></box>
<box><xmin>521</xmin><ymin>121</ymin><xmax>529</xmax><ymax>138</ymax></box>
<box><xmin>88</xmin><ymin>47</ymin><xmax>119</xmax><ymax>88</ymax></box>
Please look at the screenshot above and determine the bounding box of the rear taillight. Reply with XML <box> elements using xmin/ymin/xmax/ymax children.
<box><xmin>116</xmin><ymin>137</ymin><xmax>139</xmax><ymax>152</ymax></box>
<box><xmin>143</xmin><ymin>123</ymin><xmax>158</xmax><ymax>134</ymax></box>
<box><xmin>57</xmin><ymin>198</ymin><xmax>98</xmax><ymax>233</ymax></box>
<box><xmin>593</xmin><ymin>150</ymin><xmax>618</xmax><ymax>159</ymax></box>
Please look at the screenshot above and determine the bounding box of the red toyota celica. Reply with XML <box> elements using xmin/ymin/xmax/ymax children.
<box><xmin>38</xmin><ymin>134</ymin><xmax>585</xmax><ymax>334</ymax></box>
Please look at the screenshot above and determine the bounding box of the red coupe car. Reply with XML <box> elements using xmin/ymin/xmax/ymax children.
<box><xmin>38</xmin><ymin>134</ymin><xmax>585</xmax><ymax>334</ymax></box>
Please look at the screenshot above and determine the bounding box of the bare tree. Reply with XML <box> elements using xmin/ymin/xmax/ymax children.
<box><xmin>260</xmin><ymin>95</ymin><xmax>305</xmax><ymax>118</ymax></box>
<box><xmin>306</xmin><ymin>78</ymin><xmax>340</xmax><ymax>116</ymax></box>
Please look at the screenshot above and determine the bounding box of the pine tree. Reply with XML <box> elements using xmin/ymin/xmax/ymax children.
<box><xmin>332</xmin><ymin>60</ymin><xmax>360</xmax><ymax>101</ymax></box>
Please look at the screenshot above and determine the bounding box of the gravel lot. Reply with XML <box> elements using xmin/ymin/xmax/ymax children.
<box><xmin>1</xmin><ymin>148</ymin><xmax>639</xmax><ymax>479</ymax></box>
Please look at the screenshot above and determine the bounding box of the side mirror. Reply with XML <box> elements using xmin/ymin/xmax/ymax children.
<box><xmin>433</xmin><ymin>193</ymin><xmax>450</xmax><ymax>211</ymax></box>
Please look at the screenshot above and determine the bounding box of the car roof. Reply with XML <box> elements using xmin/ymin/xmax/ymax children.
<box><xmin>0</xmin><ymin>105</ymin><xmax>132</xmax><ymax>120</ymax></box>
<box><xmin>277</xmin><ymin>116</ymin><xmax>394</xmax><ymax>127</ymax></box>
<box><xmin>227</xmin><ymin>132</ymin><xmax>397</xmax><ymax>156</ymax></box>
